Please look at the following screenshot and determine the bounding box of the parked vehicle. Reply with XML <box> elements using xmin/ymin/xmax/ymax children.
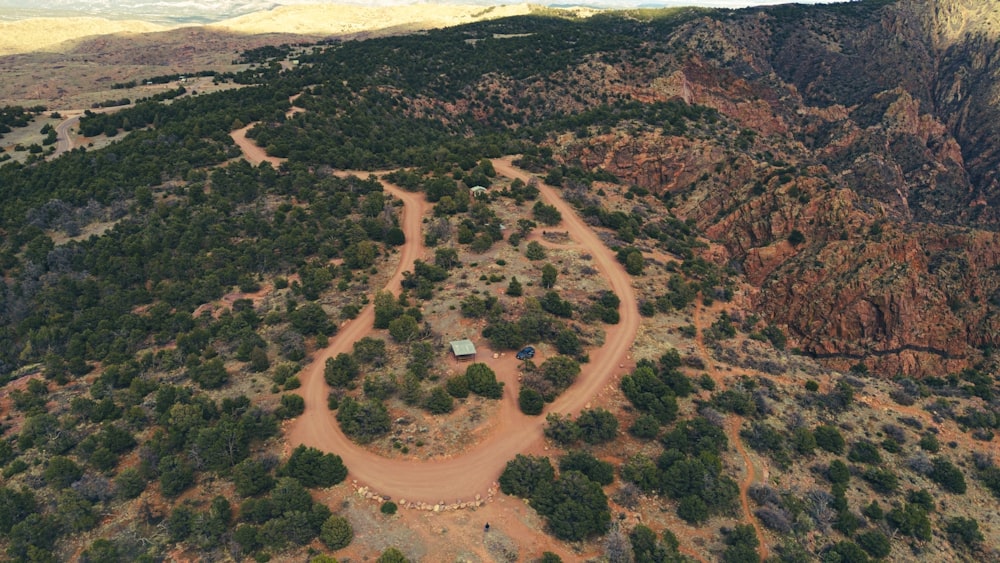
<box><xmin>516</xmin><ymin>346</ymin><xmax>535</xmax><ymax>360</ymax></box>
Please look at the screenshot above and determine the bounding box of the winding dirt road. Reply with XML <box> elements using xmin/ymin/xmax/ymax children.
<box><xmin>52</xmin><ymin>104</ymin><xmax>136</xmax><ymax>159</ymax></box>
<box><xmin>229</xmin><ymin>95</ymin><xmax>304</xmax><ymax>166</ymax></box>
<box><xmin>228</xmin><ymin>127</ymin><xmax>758</xmax><ymax>558</ymax></box>
<box><xmin>53</xmin><ymin>112</ymin><xmax>81</xmax><ymax>157</ymax></box>
<box><xmin>281</xmin><ymin>157</ymin><xmax>639</xmax><ymax>505</ymax></box>
<box><xmin>230</xmin><ymin>123</ymin><xmax>284</xmax><ymax>167</ymax></box>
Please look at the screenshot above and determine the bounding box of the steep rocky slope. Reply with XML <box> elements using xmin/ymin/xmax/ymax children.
<box><xmin>550</xmin><ymin>0</ymin><xmax>1000</xmax><ymax>376</ymax></box>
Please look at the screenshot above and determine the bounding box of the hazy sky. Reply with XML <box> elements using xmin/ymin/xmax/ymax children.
<box><xmin>1</xmin><ymin>0</ymin><xmax>855</xmax><ymax>7</ymax></box>
<box><xmin>0</xmin><ymin>0</ymin><xmax>855</xmax><ymax>24</ymax></box>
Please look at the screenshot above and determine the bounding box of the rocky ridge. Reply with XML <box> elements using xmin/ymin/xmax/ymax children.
<box><xmin>553</xmin><ymin>0</ymin><xmax>1000</xmax><ymax>376</ymax></box>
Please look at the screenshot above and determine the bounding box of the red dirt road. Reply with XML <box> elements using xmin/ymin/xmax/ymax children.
<box><xmin>229</xmin><ymin>95</ymin><xmax>304</xmax><ymax>166</ymax></box>
<box><xmin>230</xmin><ymin>124</ymin><xmax>284</xmax><ymax>167</ymax></box>
<box><xmin>283</xmin><ymin>158</ymin><xmax>639</xmax><ymax>504</ymax></box>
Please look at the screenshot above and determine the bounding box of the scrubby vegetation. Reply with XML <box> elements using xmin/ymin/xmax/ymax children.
<box><xmin>2</xmin><ymin>1</ymin><xmax>999</xmax><ymax>561</ymax></box>
<box><xmin>499</xmin><ymin>454</ymin><xmax>610</xmax><ymax>541</ymax></box>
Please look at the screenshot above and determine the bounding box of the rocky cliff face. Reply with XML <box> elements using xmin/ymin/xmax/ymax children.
<box><xmin>764</xmin><ymin>0</ymin><xmax>1000</xmax><ymax>226</ymax></box>
<box><xmin>556</xmin><ymin>0</ymin><xmax>1000</xmax><ymax>376</ymax></box>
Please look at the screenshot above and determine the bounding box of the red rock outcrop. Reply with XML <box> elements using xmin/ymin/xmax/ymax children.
<box><xmin>552</xmin><ymin>0</ymin><xmax>1000</xmax><ymax>376</ymax></box>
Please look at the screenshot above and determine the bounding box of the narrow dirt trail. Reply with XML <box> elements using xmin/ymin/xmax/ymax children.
<box><xmin>53</xmin><ymin>112</ymin><xmax>82</xmax><ymax>157</ymax></box>
<box><xmin>280</xmin><ymin>158</ymin><xmax>640</xmax><ymax>505</ymax></box>
<box><xmin>693</xmin><ymin>302</ymin><xmax>769</xmax><ymax>561</ymax></box>
<box><xmin>727</xmin><ymin>417</ymin><xmax>764</xmax><ymax>554</ymax></box>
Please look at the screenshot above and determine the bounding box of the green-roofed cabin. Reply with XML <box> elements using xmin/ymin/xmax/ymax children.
<box><xmin>449</xmin><ymin>339</ymin><xmax>477</xmax><ymax>361</ymax></box>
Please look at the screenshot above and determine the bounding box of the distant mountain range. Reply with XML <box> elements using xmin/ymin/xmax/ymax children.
<box><xmin>0</xmin><ymin>0</ymin><xmax>289</xmax><ymax>24</ymax></box>
<box><xmin>0</xmin><ymin>0</ymin><xmax>845</xmax><ymax>25</ymax></box>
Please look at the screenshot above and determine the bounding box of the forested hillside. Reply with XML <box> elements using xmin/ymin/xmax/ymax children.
<box><xmin>0</xmin><ymin>1</ymin><xmax>998</xmax><ymax>561</ymax></box>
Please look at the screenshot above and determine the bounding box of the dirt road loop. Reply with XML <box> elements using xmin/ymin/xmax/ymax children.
<box><xmin>282</xmin><ymin>157</ymin><xmax>639</xmax><ymax>506</ymax></box>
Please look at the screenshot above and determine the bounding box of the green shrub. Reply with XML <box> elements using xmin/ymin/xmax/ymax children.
<box><xmin>465</xmin><ymin>363</ymin><xmax>503</xmax><ymax>399</ymax></box>
<box><xmin>525</xmin><ymin>240</ymin><xmax>546</xmax><ymax>260</ymax></box>
<box><xmin>532</xmin><ymin>201</ymin><xmax>562</xmax><ymax>225</ymax></box>
<box><xmin>532</xmin><ymin>471</ymin><xmax>609</xmax><ymax>541</ymax></box>
<box><xmin>833</xmin><ymin>509</ymin><xmax>862</xmax><ymax>536</ymax></box>
<box><xmin>929</xmin><ymin>457</ymin><xmax>967</xmax><ymax>493</ymax></box>
<box><xmin>115</xmin><ymin>468</ymin><xmax>147</xmax><ymax>499</ymax></box>
<box><xmin>576</xmin><ymin>408</ymin><xmax>618</xmax><ymax>445</ymax></box>
<box><xmin>320</xmin><ymin>515</ymin><xmax>353</xmax><ymax>549</ymax></box>
<box><xmin>159</xmin><ymin>455</ymin><xmax>194</xmax><ymax>497</ymax></box>
<box><xmin>233</xmin><ymin>458</ymin><xmax>275</xmax><ymax>497</ymax></box>
<box><xmin>887</xmin><ymin>503</ymin><xmax>932</xmax><ymax>540</ymax></box>
<box><xmin>506</xmin><ymin>276</ymin><xmax>523</xmax><ymax>296</ymax></box>
<box><xmin>324</xmin><ymin>353</ymin><xmax>359</xmax><ymax>388</ymax></box>
<box><xmin>919</xmin><ymin>433</ymin><xmax>940</xmax><ymax>452</ymax></box>
<box><xmin>554</xmin><ymin>329</ymin><xmax>580</xmax><ymax>356</ymax></box>
<box><xmin>336</xmin><ymin>397</ymin><xmax>391</xmax><ymax>444</ymax></box>
<box><xmin>906</xmin><ymin>488</ymin><xmax>935</xmax><ymax>512</ymax></box>
<box><xmin>276</xmin><ymin>394</ymin><xmax>305</xmax><ymax>419</ymax></box>
<box><xmin>848</xmin><ymin>440</ymin><xmax>882</xmax><ymax>464</ymax></box>
<box><xmin>518</xmin><ymin>387</ymin><xmax>544</xmax><ymax>415</ymax></box>
<box><xmin>861</xmin><ymin>501</ymin><xmax>883</xmax><ymax>522</ymax></box>
<box><xmin>698</xmin><ymin>373</ymin><xmax>715</xmax><ymax>390</ymax></box>
<box><xmin>827</xmin><ymin>459</ymin><xmax>850</xmax><ymax>484</ymax></box>
<box><xmin>620</xmin><ymin>365</ymin><xmax>678</xmax><ymax>424</ymax></box>
<box><xmin>445</xmin><ymin>375</ymin><xmax>470</xmax><ymax>398</ymax></box>
<box><xmin>536</xmin><ymin>355</ymin><xmax>581</xmax><ymax>400</ymax></box>
<box><xmin>677</xmin><ymin>495</ymin><xmax>709</xmax><ymax>524</ymax></box>
<box><xmin>792</xmin><ymin>426</ymin><xmax>816</xmax><ymax>456</ymax></box>
<box><xmin>541</xmin><ymin>263</ymin><xmax>558</xmax><ymax>288</ymax></box>
<box><xmin>881</xmin><ymin>437</ymin><xmax>901</xmax><ymax>453</ymax></box>
<box><xmin>762</xmin><ymin>324</ymin><xmax>786</xmax><ymax>349</ymax></box>
<box><xmin>44</xmin><ymin>456</ymin><xmax>82</xmax><ymax>489</ymax></box>
<box><xmin>862</xmin><ymin>467</ymin><xmax>898</xmax><ymax>494</ymax></box>
<box><xmin>377</xmin><ymin>547</ymin><xmax>410</xmax><ymax>563</ymax></box>
<box><xmin>722</xmin><ymin>524</ymin><xmax>759</xmax><ymax>563</ymax></box>
<box><xmin>945</xmin><ymin>516</ymin><xmax>983</xmax><ymax>548</ymax></box>
<box><xmin>499</xmin><ymin>454</ymin><xmax>555</xmax><ymax>498</ymax></box>
<box><xmin>388</xmin><ymin>315</ymin><xmax>419</xmax><ymax>343</ymax></box>
<box><xmin>629</xmin><ymin>414</ymin><xmax>661</xmax><ymax>440</ymax></box>
<box><xmin>815</xmin><ymin>425</ymin><xmax>845</xmax><ymax>454</ymax></box>
<box><xmin>788</xmin><ymin>229</ymin><xmax>805</xmax><ymax>246</ymax></box>
<box><xmin>82</xmin><ymin>539</ymin><xmax>121</xmax><ymax>562</ymax></box>
<box><xmin>558</xmin><ymin>451</ymin><xmax>614</xmax><ymax>486</ymax></box>
<box><xmin>424</xmin><ymin>386</ymin><xmax>454</xmax><ymax>414</ymax></box>
<box><xmin>279</xmin><ymin>445</ymin><xmax>347</xmax><ymax>488</ymax></box>
<box><xmin>544</xmin><ymin>412</ymin><xmax>580</xmax><ymax>446</ymax></box>
<box><xmin>822</xmin><ymin>541</ymin><xmax>869</xmax><ymax>563</ymax></box>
